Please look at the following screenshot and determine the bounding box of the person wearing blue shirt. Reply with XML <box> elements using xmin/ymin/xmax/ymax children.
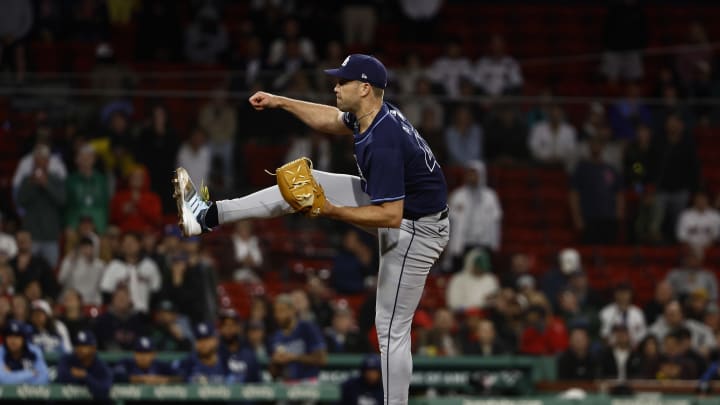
<box><xmin>0</xmin><ymin>320</ymin><xmax>49</xmax><ymax>384</ymax></box>
<box><xmin>268</xmin><ymin>294</ymin><xmax>327</xmax><ymax>382</ymax></box>
<box><xmin>56</xmin><ymin>329</ymin><xmax>113</xmax><ymax>401</ymax></box>
<box><xmin>218</xmin><ymin>308</ymin><xmax>243</xmax><ymax>358</ymax></box>
<box><xmin>113</xmin><ymin>336</ymin><xmax>177</xmax><ymax>384</ymax></box>
<box><xmin>339</xmin><ymin>354</ymin><xmax>384</xmax><ymax>405</ymax></box>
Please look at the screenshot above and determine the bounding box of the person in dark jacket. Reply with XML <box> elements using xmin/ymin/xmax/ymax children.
<box><xmin>557</xmin><ymin>327</ymin><xmax>597</xmax><ymax>380</ymax></box>
<box><xmin>112</xmin><ymin>336</ymin><xmax>177</xmax><ymax>384</ymax></box>
<box><xmin>56</xmin><ymin>330</ymin><xmax>113</xmax><ymax>400</ymax></box>
<box><xmin>338</xmin><ymin>354</ymin><xmax>384</xmax><ymax>405</ymax></box>
<box><xmin>597</xmin><ymin>324</ymin><xmax>633</xmax><ymax>380</ymax></box>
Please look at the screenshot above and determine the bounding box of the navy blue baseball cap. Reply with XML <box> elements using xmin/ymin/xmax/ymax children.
<box><xmin>4</xmin><ymin>320</ymin><xmax>28</xmax><ymax>338</ymax></box>
<box><xmin>324</xmin><ymin>54</ymin><xmax>388</xmax><ymax>89</ymax></box>
<box><xmin>193</xmin><ymin>322</ymin><xmax>216</xmax><ymax>339</ymax></box>
<box><xmin>362</xmin><ymin>354</ymin><xmax>381</xmax><ymax>371</ymax></box>
<box><xmin>134</xmin><ymin>336</ymin><xmax>155</xmax><ymax>352</ymax></box>
<box><xmin>73</xmin><ymin>330</ymin><xmax>97</xmax><ymax>346</ymax></box>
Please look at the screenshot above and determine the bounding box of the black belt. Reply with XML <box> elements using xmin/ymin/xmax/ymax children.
<box><xmin>403</xmin><ymin>207</ymin><xmax>449</xmax><ymax>221</ymax></box>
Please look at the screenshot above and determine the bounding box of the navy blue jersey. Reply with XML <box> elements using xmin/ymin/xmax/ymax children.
<box><xmin>56</xmin><ymin>353</ymin><xmax>113</xmax><ymax>400</ymax></box>
<box><xmin>112</xmin><ymin>358</ymin><xmax>175</xmax><ymax>383</ymax></box>
<box><xmin>343</xmin><ymin>103</ymin><xmax>448</xmax><ymax>218</ymax></box>
<box><xmin>226</xmin><ymin>349</ymin><xmax>262</xmax><ymax>383</ymax></box>
<box><xmin>339</xmin><ymin>376</ymin><xmax>384</xmax><ymax>405</ymax></box>
<box><xmin>173</xmin><ymin>353</ymin><xmax>227</xmax><ymax>384</ymax></box>
<box><xmin>268</xmin><ymin>320</ymin><xmax>326</xmax><ymax>381</ymax></box>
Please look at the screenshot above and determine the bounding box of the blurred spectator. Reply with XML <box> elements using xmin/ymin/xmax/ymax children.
<box><xmin>57</xmin><ymin>330</ymin><xmax>113</xmax><ymax>401</ymax></box>
<box><xmin>528</xmin><ymin>105</ymin><xmax>578</xmax><ymax>170</ymax></box>
<box><xmin>94</xmin><ymin>108</ymin><xmax>138</xmax><ymax>179</ymax></box>
<box><xmin>339</xmin><ymin>354</ymin><xmax>384</xmax><ymax>405</ymax></box>
<box><xmin>31</xmin><ymin>0</ymin><xmax>64</xmax><ymax>42</ymax></box>
<box><xmin>644</xmin><ymin>281</ymin><xmax>675</xmax><ymax>326</ymax></box>
<box><xmin>161</xmin><ymin>248</ymin><xmax>212</xmax><ymax>324</ymax></box>
<box><xmin>341</xmin><ymin>1</ymin><xmax>377</xmax><ymax>45</ymax></box>
<box><xmin>268</xmin><ymin>18</ymin><xmax>316</xmax><ymax>68</ymax></box>
<box><xmin>665</xmin><ymin>246</ymin><xmax>718</xmax><ymax>302</ymax></box>
<box><xmin>427</xmin><ymin>40</ymin><xmax>473</xmax><ymax>98</ymax></box>
<box><xmin>657</xmin><ymin>332</ymin><xmax>698</xmax><ymax>379</ymax></box>
<box><xmin>135</xmin><ymin>0</ymin><xmax>182</xmax><ymax>61</ymax></box>
<box><xmin>607</xmin><ymin>82</ymin><xmax>653</xmax><ymax>141</ymax></box>
<box><xmin>0</xmin><ymin>0</ymin><xmax>32</xmax><ymax>83</ymax></box>
<box><xmin>396</xmin><ymin>53</ymin><xmax>425</xmax><ymax>96</ymax></box>
<box><xmin>269</xmin><ymin>293</ymin><xmax>327</xmax><ymax>382</ymax></box>
<box><xmin>447</xmin><ymin>249</ymin><xmax>499</xmax><ymax>311</ymax></box>
<box><xmin>447</xmin><ymin>161</ymin><xmax>502</xmax><ymax>266</ymax></box>
<box><xmin>233</xmin><ymin>36</ymin><xmax>265</xmax><ymax>90</ymax></box>
<box><xmin>149</xmin><ymin>300</ymin><xmax>192</xmax><ymax>352</ymax></box>
<box><xmin>675</xmin><ymin>327</ymin><xmax>707</xmax><ymax>378</ymax></box>
<box><xmin>58</xmin><ymin>236</ymin><xmax>105</xmax><ymax>305</ymax></box>
<box><xmin>418</xmin><ymin>308</ymin><xmax>462</xmax><ymax>356</ymax></box>
<box><xmin>16</xmin><ymin>144</ymin><xmax>67</xmax><ymax>267</ymax></box>
<box><xmin>653</xmin><ymin>114</ymin><xmax>700</xmax><ymax>240</ymax></box>
<box><xmin>601</xmin><ymin>0</ymin><xmax>647</xmax><ymax>82</ymax></box>
<box><xmin>98</xmin><ymin>225</ymin><xmax>121</xmax><ymax>263</ymax></box>
<box><xmin>199</xmin><ymin>88</ymin><xmax>238</xmax><ymax>190</ymax></box>
<box><xmin>541</xmin><ymin>248</ymin><xmax>581</xmax><ymax>311</ymax></box>
<box><xmin>576</xmin><ymin>124</ymin><xmax>624</xmax><ymax>172</ymax></box>
<box><xmin>218</xmin><ymin>309</ymin><xmax>243</xmax><ymax>357</ymax></box>
<box><xmin>65</xmin><ymin>145</ymin><xmax>109</xmax><ymax>234</ymax></box>
<box><xmin>137</xmin><ymin>104</ymin><xmax>180</xmax><ymax>213</ymax></box>
<box><xmin>306</xmin><ymin>276</ymin><xmax>335</xmax><ymax>330</ymax></box>
<box><xmin>676</xmin><ymin>191</ymin><xmax>720</xmax><ymax>250</ymax></box>
<box><xmin>110</xmin><ymin>166</ymin><xmax>163</xmax><ymax>233</ymax></box>
<box><xmin>0</xmin><ymin>264</ymin><xmax>14</xmax><ymax>296</ymax></box>
<box><xmin>557</xmin><ymin>327</ymin><xmax>596</xmax><ymax>380</ymax></box>
<box><xmin>415</xmin><ymin>106</ymin><xmax>447</xmax><ymax>166</ymax></box>
<box><xmin>485</xmin><ymin>289</ymin><xmax>524</xmax><ymax>351</ymax></box>
<box><xmin>0</xmin><ymin>319</ymin><xmax>48</xmax><ymax>384</ymax></box>
<box><xmin>324</xmin><ymin>306</ymin><xmax>366</xmax><ymax>353</ymax></box>
<box><xmin>598</xmin><ymin>324</ymin><xmax>634</xmax><ymax>380</ymax></box>
<box><xmin>557</xmin><ymin>289</ymin><xmax>600</xmax><ymax>339</ymax></box>
<box><xmin>398</xmin><ymin>0</ymin><xmax>442</xmax><ymax>41</ymax></box>
<box><xmin>519</xmin><ymin>304</ymin><xmax>569</xmax><ymax>355</ymax></box>
<box><xmin>100</xmin><ymin>232</ymin><xmax>161</xmax><ymax>313</ymax></box>
<box><xmin>11</xmin><ymin>295</ymin><xmax>30</xmax><ymax>324</ymax></box>
<box><xmin>89</xmin><ymin>42</ymin><xmax>137</xmax><ymax>104</ymax></box>
<box><xmin>685</xmin><ymin>288</ymin><xmax>711</xmax><ymax>322</ymax></box>
<box><xmin>580</xmin><ymin>102</ymin><xmax>608</xmax><ymax>140</ymax></box>
<box><xmin>676</xmin><ymin>22</ymin><xmax>713</xmax><ymax>91</ymax></box>
<box><xmin>500</xmin><ymin>253</ymin><xmax>532</xmax><ymax>289</ymax></box>
<box><xmin>177</xmin><ymin>127</ymin><xmax>211</xmax><ymax>188</ymax></box>
<box><xmin>0</xmin><ymin>214</ymin><xmax>18</xmax><ymax>261</ymax></box>
<box><xmin>649</xmin><ymin>300</ymin><xmax>716</xmax><ymax>354</ymax></box>
<box><xmin>246</xmin><ymin>320</ymin><xmax>269</xmax><ymax>363</ymax></box>
<box><xmin>465</xmin><ymin>318</ymin><xmax>509</xmax><ymax>356</ymax></box>
<box><xmin>445</xmin><ymin>105</ymin><xmax>483</xmax><ymax>165</ymax></box>
<box><xmin>331</xmin><ymin>228</ymin><xmax>374</xmax><ymax>295</ymax></box>
<box><xmin>623</xmin><ymin>123</ymin><xmax>656</xmax><ymax>190</ymax></box>
<box><xmin>29</xmin><ymin>299</ymin><xmax>71</xmax><ymax>355</ymax></box>
<box><xmin>286</xmin><ymin>130</ymin><xmax>332</xmax><ymax>172</ymax></box>
<box><xmin>599</xmin><ymin>283</ymin><xmax>647</xmax><ymax>346</ymax></box>
<box><xmin>249</xmin><ymin>295</ymin><xmax>276</xmax><ymax>335</ymax></box>
<box><xmin>12</xmin><ymin>143</ymin><xmax>67</xmax><ymax>195</ymax></box>
<box><xmin>57</xmin><ymin>289</ymin><xmax>91</xmax><ymax>340</ymax></box>
<box><xmin>569</xmin><ymin>138</ymin><xmax>624</xmax><ymax>244</ymax></box>
<box><xmin>474</xmin><ymin>34</ymin><xmax>523</xmax><ymax>96</ymax></box>
<box><xmin>94</xmin><ymin>286</ymin><xmax>147</xmax><ymax>351</ymax></box>
<box><xmin>9</xmin><ymin>230</ymin><xmax>59</xmax><ymax>300</ymax></box>
<box><xmin>628</xmin><ymin>334</ymin><xmax>662</xmax><ymax>378</ymax></box>
<box><xmin>402</xmin><ymin>76</ymin><xmax>444</xmax><ymax>131</ymax></box>
<box><xmin>184</xmin><ymin>4</ymin><xmax>228</xmax><ymax>63</ymax></box>
<box><xmin>484</xmin><ymin>106</ymin><xmax>528</xmax><ymax>163</ymax></box>
<box><xmin>229</xmin><ymin>220</ymin><xmax>263</xmax><ymax>282</ymax></box>
<box><xmin>291</xmin><ymin>289</ymin><xmax>317</xmax><ymax>323</ymax></box>
<box><xmin>113</xmin><ymin>336</ymin><xmax>177</xmax><ymax>384</ymax></box>
<box><xmin>181</xmin><ymin>236</ymin><xmax>218</xmax><ymax>323</ymax></box>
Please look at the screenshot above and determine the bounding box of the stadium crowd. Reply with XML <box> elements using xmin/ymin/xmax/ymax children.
<box><xmin>1</xmin><ymin>0</ymin><xmax>720</xmax><ymax>398</ymax></box>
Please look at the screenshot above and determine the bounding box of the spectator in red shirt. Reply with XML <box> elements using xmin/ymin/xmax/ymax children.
<box><xmin>110</xmin><ymin>166</ymin><xmax>162</xmax><ymax>233</ymax></box>
<box><xmin>520</xmin><ymin>304</ymin><xmax>569</xmax><ymax>355</ymax></box>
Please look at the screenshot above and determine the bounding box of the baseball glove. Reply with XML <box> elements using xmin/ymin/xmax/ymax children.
<box><xmin>274</xmin><ymin>157</ymin><xmax>326</xmax><ymax>217</ymax></box>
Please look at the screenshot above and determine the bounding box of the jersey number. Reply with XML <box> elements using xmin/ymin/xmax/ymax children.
<box><xmin>392</xmin><ymin>109</ymin><xmax>438</xmax><ymax>172</ymax></box>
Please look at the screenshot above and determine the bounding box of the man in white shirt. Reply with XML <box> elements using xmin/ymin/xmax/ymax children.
<box><xmin>446</xmin><ymin>249</ymin><xmax>499</xmax><ymax>311</ymax></box>
<box><xmin>528</xmin><ymin>105</ymin><xmax>578</xmax><ymax>171</ymax></box>
<box><xmin>650</xmin><ymin>300</ymin><xmax>716</xmax><ymax>354</ymax></box>
<box><xmin>447</xmin><ymin>161</ymin><xmax>502</xmax><ymax>267</ymax></box>
<box><xmin>426</xmin><ymin>40</ymin><xmax>473</xmax><ymax>98</ymax></box>
<box><xmin>474</xmin><ymin>34</ymin><xmax>523</xmax><ymax>96</ymax></box>
<box><xmin>176</xmin><ymin>127</ymin><xmax>211</xmax><ymax>188</ymax></box>
<box><xmin>599</xmin><ymin>283</ymin><xmax>647</xmax><ymax>346</ymax></box>
<box><xmin>100</xmin><ymin>233</ymin><xmax>161</xmax><ymax>313</ymax></box>
<box><xmin>677</xmin><ymin>190</ymin><xmax>720</xmax><ymax>250</ymax></box>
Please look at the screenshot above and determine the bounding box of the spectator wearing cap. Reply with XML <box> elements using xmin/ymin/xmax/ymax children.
<box><xmin>599</xmin><ymin>283</ymin><xmax>647</xmax><ymax>347</ymax></box>
<box><xmin>113</xmin><ymin>336</ymin><xmax>177</xmax><ymax>384</ymax></box>
<box><xmin>324</xmin><ymin>306</ymin><xmax>366</xmax><ymax>354</ymax></box>
<box><xmin>597</xmin><ymin>324</ymin><xmax>633</xmax><ymax>380</ymax></box>
<box><xmin>269</xmin><ymin>293</ymin><xmax>327</xmax><ymax>382</ymax></box>
<box><xmin>0</xmin><ymin>320</ymin><xmax>49</xmax><ymax>384</ymax></box>
<box><xmin>65</xmin><ymin>144</ymin><xmax>110</xmax><ymax>234</ymax></box>
<box><xmin>218</xmin><ymin>308</ymin><xmax>244</xmax><ymax>358</ymax></box>
<box><xmin>149</xmin><ymin>300</ymin><xmax>192</xmax><ymax>352</ymax></box>
<box><xmin>339</xmin><ymin>354</ymin><xmax>383</xmax><ymax>405</ymax></box>
<box><xmin>541</xmin><ymin>248</ymin><xmax>582</xmax><ymax>311</ymax></box>
<box><xmin>10</xmin><ymin>230</ymin><xmax>59</xmax><ymax>300</ymax></box>
<box><xmin>29</xmin><ymin>299</ymin><xmax>72</xmax><ymax>355</ymax></box>
<box><xmin>557</xmin><ymin>327</ymin><xmax>597</xmax><ymax>380</ymax></box>
<box><xmin>100</xmin><ymin>232</ymin><xmax>161</xmax><ymax>313</ymax></box>
<box><xmin>94</xmin><ymin>286</ymin><xmax>148</xmax><ymax>351</ymax></box>
<box><xmin>447</xmin><ymin>161</ymin><xmax>502</xmax><ymax>268</ymax></box>
<box><xmin>446</xmin><ymin>248</ymin><xmax>499</xmax><ymax>312</ymax></box>
<box><xmin>58</xmin><ymin>236</ymin><xmax>105</xmax><ymax>305</ymax></box>
<box><xmin>57</xmin><ymin>330</ymin><xmax>113</xmax><ymax>400</ymax></box>
<box><xmin>216</xmin><ymin>311</ymin><xmax>262</xmax><ymax>384</ymax></box>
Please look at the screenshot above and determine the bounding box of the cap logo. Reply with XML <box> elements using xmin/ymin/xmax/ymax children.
<box><xmin>361</xmin><ymin>73</ymin><xmax>368</xmax><ymax>79</ymax></box>
<box><xmin>79</xmin><ymin>332</ymin><xmax>86</xmax><ymax>341</ymax></box>
<box><xmin>341</xmin><ymin>56</ymin><xmax>350</xmax><ymax>67</ymax></box>
<box><xmin>199</xmin><ymin>324</ymin><xmax>207</xmax><ymax>334</ymax></box>
<box><xmin>141</xmin><ymin>337</ymin><xmax>149</xmax><ymax>346</ymax></box>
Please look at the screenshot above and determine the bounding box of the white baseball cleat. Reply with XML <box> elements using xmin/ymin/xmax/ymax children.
<box><xmin>172</xmin><ymin>167</ymin><xmax>211</xmax><ymax>237</ymax></box>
